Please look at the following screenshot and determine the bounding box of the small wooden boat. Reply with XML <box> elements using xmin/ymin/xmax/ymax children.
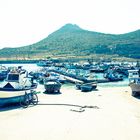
<box><xmin>37</xmin><ymin>60</ymin><xmax>53</xmax><ymax>67</ymax></box>
<box><xmin>90</xmin><ymin>66</ymin><xmax>105</xmax><ymax>73</ymax></box>
<box><xmin>76</xmin><ymin>82</ymin><xmax>97</xmax><ymax>92</ymax></box>
<box><xmin>44</xmin><ymin>79</ymin><xmax>61</xmax><ymax>93</ymax></box>
<box><xmin>0</xmin><ymin>68</ymin><xmax>37</xmax><ymax>107</ymax></box>
<box><xmin>43</xmin><ymin>76</ymin><xmax>61</xmax><ymax>93</ymax></box>
<box><xmin>104</xmin><ymin>72</ymin><xmax>123</xmax><ymax>82</ymax></box>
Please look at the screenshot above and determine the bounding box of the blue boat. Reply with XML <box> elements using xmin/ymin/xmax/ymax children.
<box><xmin>37</xmin><ymin>60</ymin><xmax>53</xmax><ymax>67</ymax></box>
<box><xmin>76</xmin><ymin>82</ymin><xmax>97</xmax><ymax>92</ymax></box>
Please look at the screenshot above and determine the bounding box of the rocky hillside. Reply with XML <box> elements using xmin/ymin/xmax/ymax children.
<box><xmin>0</xmin><ymin>24</ymin><xmax>140</xmax><ymax>60</ymax></box>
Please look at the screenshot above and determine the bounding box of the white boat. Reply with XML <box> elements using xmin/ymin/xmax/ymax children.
<box><xmin>128</xmin><ymin>69</ymin><xmax>140</xmax><ymax>96</ymax></box>
<box><xmin>0</xmin><ymin>68</ymin><xmax>37</xmax><ymax>107</ymax></box>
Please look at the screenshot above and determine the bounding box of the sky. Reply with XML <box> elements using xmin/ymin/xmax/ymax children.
<box><xmin>0</xmin><ymin>0</ymin><xmax>140</xmax><ymax>48</ymax></box>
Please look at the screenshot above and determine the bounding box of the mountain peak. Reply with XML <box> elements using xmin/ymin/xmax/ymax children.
<box><xmin>59</xmin><ymin>23</ymin><xmax>82</xmax><ymax>31</ymax></box>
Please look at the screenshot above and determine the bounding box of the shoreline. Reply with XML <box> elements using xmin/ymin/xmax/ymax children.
<box><xmin>0</xmin><ymin>60</ymin><xmax>37</xmax><ymax>64</ymax></box>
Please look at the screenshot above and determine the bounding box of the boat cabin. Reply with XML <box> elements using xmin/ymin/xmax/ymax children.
<box><xmin>128</xmin><ymin>70</ymin><xmax>140</xmax><ymax>79</ymax></box>
<box><xmin>7</xmin><ymin>73</ymin><xmax>19</xmax><ymax>82</ymax></box>
<box><xmin>128</xmin><ymin>70</ymin><xmax>140</xmax><ymax>83</ymax></box>
<box><xmin>6</xmin><ymin>68</ymin><xmax>27</xmax><ymax>83</ymax></box>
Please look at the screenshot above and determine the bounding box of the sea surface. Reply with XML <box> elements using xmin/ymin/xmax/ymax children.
<box><xmin>2</xmin><ymin>63</ymin><xmax>129</xmax><ymax>88</ymax></box>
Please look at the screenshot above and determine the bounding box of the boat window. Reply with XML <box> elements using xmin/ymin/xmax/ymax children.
<box><xmin>7</xmin><ymin>74</ymin><xmax>19</xmax><ymax>81</ymax></box>
<box><xmin>129</xmin><ymin>72</ymin><xmax>139</xmax><ymax>78</ymax></box>
<box><xmin>137</xmin><ymin>79</ymin><xmax>140</xmax><ymax>83</ymax></box>
<box><xmin>133</xmin><ymin>72</ymin><xmax>138</xmax><ymax>75</ymax></box>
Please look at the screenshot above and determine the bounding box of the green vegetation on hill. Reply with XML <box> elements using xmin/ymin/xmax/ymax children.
<box><xmin>0</xmin><ymin>23</ymin><xmax>140</xmax><ymax>60</ymax></box>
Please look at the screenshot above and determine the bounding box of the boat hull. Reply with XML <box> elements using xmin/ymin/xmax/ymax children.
<box><xmin>130</xmin><ymin>83</ymin><xmax>140</xmax><ymax>92</ymax></box>
<box><xmin>129</xmin><ymin>83</ymin><xmax>140</xmax><ymax>96</ymax></box>
<box><xmin>44</xmin><ymin>81</ymin><xmax>61</xmax><ymax>93</ymax></box>
<box><xmin>0</xmin><ymin>83</ymin><xmax>37</xmax><ymax>107</ymax></box>
<box><xmin>76</xmin><ymin>82</ymin><xmax>97</xmax><ymax>92</ymax></box>
<box><xmin>0</xmin><ymin>90</ymin><xmax>32</xmax><ymax>107</ymax></box>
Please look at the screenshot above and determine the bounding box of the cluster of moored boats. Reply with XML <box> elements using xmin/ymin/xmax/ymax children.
<box><xmin>34</xmin><ymin>60</ymin><xmax>140</xmax><ymax>94</ymax></box>
<box><xmin>0</xmin><ymin>60</ymin><xmax>140</xmax><ymax>107</ymax></box>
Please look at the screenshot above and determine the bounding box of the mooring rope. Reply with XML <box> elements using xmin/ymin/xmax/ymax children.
<box><xmin>37</xmin><ymin>103</ymin><xmax>100</xmax><ymax>112</ymax></box>
<box><xmin>70</xmin><ymin>105</ymin><xmax>100</xmax><ymax>112</ymax></box>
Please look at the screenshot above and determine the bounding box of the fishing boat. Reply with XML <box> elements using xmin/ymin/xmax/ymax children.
<box><xmin>128</xmin><ymin>69</ymin><xmax>140</xmax><ymax>96</ymax></box>
<box><xmin>104</xmin><ymin>68</ymin><xmax>123</xmax><ymax>82</ymax></box>
<box><xmin>90</xmin><ymin>65</ymin><xmax>105</xmax><ymax>73</ymax></box>
<box><xmin>43</xmin><ymin>76</ymin><xmax>61</xmax><ymax>94</ymax></box>
<box><xmin>107</xmin><ymin>73</ymin><xmax>123</xmax><ymax>82</ymax></box>
<box><xmin>76</xmin><ymin>82</ymin><xmax>97</xmax><ymax>92</ymax></box>
<box><xmin>44</xmin><ymin>81</ymin><xmax>61</xmax><ymax>93</ymax></box>
<box><xmin>37</xmin><ymin>60</ymin><xmax>53</xmax><ymax>67</ymax></box>
<box><xmin>0</xmin><ymin>67</ymin><xmax>37</xmax><ymax>107</ymax></box>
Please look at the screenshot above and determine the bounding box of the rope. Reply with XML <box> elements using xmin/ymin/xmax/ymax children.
<box><xmin>37</xmin><ymin>103</ymin><xmax>100</xmax><ymax>113</ymax></box>
<box><xmin>70</xmin><ymin>105</ymin><xmax>100</xmax><ymax>112</ymax></box>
